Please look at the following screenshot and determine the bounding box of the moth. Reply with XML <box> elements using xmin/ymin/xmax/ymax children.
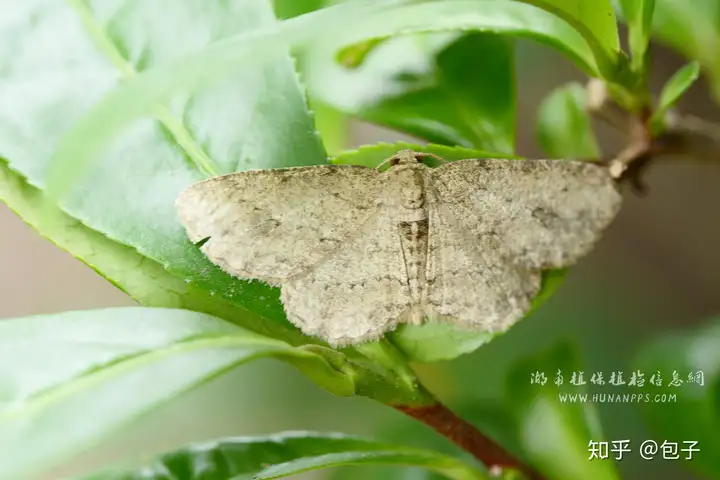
<box><xmin>176</xmin><ymin>150</ymin><xmax>621</xmax><ymax>346</ymax></box>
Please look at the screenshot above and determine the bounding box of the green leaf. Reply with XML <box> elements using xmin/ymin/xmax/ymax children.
<box><xmin>318</xmin><ymin>0</ymin><xmax>610</xmax><ymax>76</ymax></box>
<box><xmin>0</xmin><ymin>307</ymin><xmax>362</xmax><ymax>479</ymax></box>
<box><xmin>327</xmin><ymin>400</ymin><xmax>527</xmax><ymax>480</ymax></box>
<box><xmin>332</xmin><ymin>142</ymin><xmax>518</xmax><ymax>169</ymax></box>
<box><xmin>506</xmin><ymin>344</ymin><xmax>620</xmax><ymax>480</ymax></box>
<box><xmin>307</xmin><ymin>32</ymin><xmax>516</xmax><ymax>153</ymax></box>
<box><xmin>0</xmin><ymin>159</ymin><xmax>307</xmax><ymax>344</ymax></box>
<box><xmin>516</xmin><ymin>0</ymin><xmax>622</xmax><ymax>80</ymax></box>
<box><xmin>650</xmin><ymin>61</ymin><xmax>701</xmax><ymax>132</ymax></box>
<box><xmin>42</xmin><ymin>0</ymin><xmax>621</xmax><ymax>198</ymax></box>
<box><xmin>537</xmin><ymin>83</ymin><xmax>601</xmax><ymax>158</ymax></box>
<box><xmin>0</xmin><ymin>0</ymin><xmax>332</xmax><ymax>343</ymax></box>
<box><xmin>310</xmin><ymin>99</ymin><xmax>350</xmax><ymax>156</ymax></box>
<box><xmin>273</xmin><ymin>0</ymin><xmax>325</xmax><ymax>19</ymax></box>
<box><xmin>617</xmin><ymin>0</ymin><xmax>656</xmax><ymax>72</ymax></box>
<box><xmin>390</xmin><ymin>323</ymin><xmax>499</xmax><ymax>365</ymax></box>
<box><xmin>332</xmin><ymin>142</ymin><xmax>515</xmax><ymax>168</ymax></box>
<box><xmin>38</xmin><ymin>0</ymin><xmax>404</xmax><ymax>200</ymax></box>
<box><xmin>257</xmin><ymin>450</ymin><xmax>486</xmax><ymax>480</ymax></box>
<box><xmin>651</xmin><ymin>0</ymin><xmax>720</xmax><ymax>99</ymax></box>
<box><xmin>83</xmin><ymin>432</ymin><xmax>487</xmax><ymax>480</ymax></box>
<box><xmin>390</xmin><ymin>270</ymin><xmax>567</xmax><ymax>362</ymax></box>
<box><xmin>634</xmin><ymin>318</ymin><xmax>720</xmax><ymax>478</ymax></box>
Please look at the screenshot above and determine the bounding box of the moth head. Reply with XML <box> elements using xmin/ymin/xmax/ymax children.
<box><xmin>388</xmin><ymin>149</ymin><xmax>424</xmax><ymax>167</ymax></box>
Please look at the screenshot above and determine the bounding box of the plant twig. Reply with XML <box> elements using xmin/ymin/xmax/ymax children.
<box><xmin>585</xmin><ymin>79</ymin><xmax>720</xmax><ymax>194</ymax></box>
<box><xmin>395</xmin><ymin>401</ymin><xmax>544</xmax><ymax>480</ymax></box>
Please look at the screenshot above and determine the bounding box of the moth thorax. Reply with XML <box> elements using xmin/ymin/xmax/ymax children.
<box><xmin>395</xmin><ymin>167</ymin><xmax>426</xmax><ymax>209</ymax></box>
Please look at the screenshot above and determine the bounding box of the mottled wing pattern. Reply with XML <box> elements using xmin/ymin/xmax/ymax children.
<box><xmin>425</xmin><ymin>201</ymin><xmax>541</xmax><ymax>332</ymax></box>
<box><xmin>281</xmin><ymin>209</ymin><xmax>414</xmax><ymax>346</ymax></box>
<box><xmin>176</xmin><ymin>165</ymin><xmax>380</xmax><ymax>284</ymax></box>
<box><xmin>430</xmin><ymin>159</ymin><xmax>621</xmax><ymax>270</ymax></box>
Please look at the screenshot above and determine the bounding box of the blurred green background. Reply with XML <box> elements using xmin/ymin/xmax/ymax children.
<box><xmin>1</xmin><ymin>15</ymin><xmax>718</xmax><ymax>480</ymax></box>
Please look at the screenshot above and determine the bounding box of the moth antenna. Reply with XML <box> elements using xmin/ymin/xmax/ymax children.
<box><xmin>375</xmin><ymin>151</ymin><xmax>405</xmax><ymax>171</ymax></box>
<box><xmin>413</xmin><ymin>151</ymin><xmax>449</xmax><ymax>165</ymax></box>
<box><xmin>375</xmin><ymin>156</ymin><xmax>396</xmax><ymax>171</ymax></box>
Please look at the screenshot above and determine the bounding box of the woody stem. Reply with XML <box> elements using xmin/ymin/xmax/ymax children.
<box><xmin>586</xmin><ymin>79</ymin><xmax>720</xmax><ymax>186</ymax></box>
<box><xmin>394</xmin><ymin>399</ymin><xmax>545</xmax><ymax>480</ymax></box>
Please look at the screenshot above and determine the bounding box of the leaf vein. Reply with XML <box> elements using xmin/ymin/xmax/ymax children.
<box><xmin>66</xmin><ymin>0</ymin><xmax>219</xmax><ymax>177</ymax></box>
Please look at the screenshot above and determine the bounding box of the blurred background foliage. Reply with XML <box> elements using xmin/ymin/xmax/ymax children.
<box><xmin>0</xmin><ymin>0</ymin><xmax>718</xmax><ymax>479</ymax></box>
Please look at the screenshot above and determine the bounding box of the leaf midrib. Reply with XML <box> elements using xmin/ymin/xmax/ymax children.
<box><xmin>67</xmin><ymin>0</ymin><xmax>219</xmax><ymax>177</ymax></box>
<box><xmin>0</xmin><ymin>334</ymin><xmax>290</xmax><ymax>422</ymax></box>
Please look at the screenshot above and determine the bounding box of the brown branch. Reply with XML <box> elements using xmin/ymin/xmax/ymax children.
<box><xmin>585</xmin><ymin>79</ymin><xmax>720</xmax><ymax>193</ymax></box>
<box><xmin>395</xmin><ymin>402</ymin><xmax>544</xmax><ymax>480</ymax></box>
